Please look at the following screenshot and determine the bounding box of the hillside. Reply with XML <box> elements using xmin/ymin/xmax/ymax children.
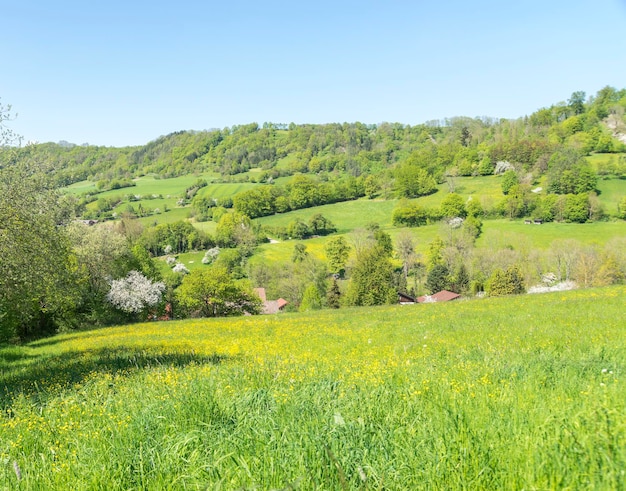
<box><xmin>1</xmin><ymin>286</ymin><xmax>624</xmax><ymax>488</ymax></box>
<box><xmin>3</xmin><ymin>86</ymin><xmax>626</xmax><ymax>342</ymax></box>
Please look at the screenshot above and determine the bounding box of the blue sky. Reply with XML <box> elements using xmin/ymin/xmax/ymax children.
<box><xmin>2</xmin><ymin>0</ymin><xmax>626</xmax><ymax>146</ymax></box>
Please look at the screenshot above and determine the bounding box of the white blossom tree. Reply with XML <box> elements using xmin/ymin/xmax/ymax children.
<box><xmin>107</xmin><ymin>271</ymin><xmax>166</xmax><ymax>314</ymax></box>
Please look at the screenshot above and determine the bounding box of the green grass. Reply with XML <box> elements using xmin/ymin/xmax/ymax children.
<box><xmin>478</xmin><ymin>219</ymin><xmax>626</xmax><ymax>249</ymax></box>
<box><xmin>1</xmin><ymin>286</ymin><xmax>624</xmax><ymax>489</ymax></box>
<box><xmin>417</xmin><ymin>175</ymin><xmax>505</xmax><ymax>208</ymax></box>
<box><xmin>196</xmin><ymin>182</ymin><xmax>259</xmax><ymax>199</ymax></box>
<box><xmin>65</xmin><ymin>173</ymin><xmax>217</xmax><ymax>198</ymax></box>
<box><xmin>255</xmin><ymin>199</ymin><xmax>398</xmax><ymax>233</ymax></box>
<box><xmin>597</xmin><ymin>178</ymin><xmax>626</xmax><ymax>213</ymax></box>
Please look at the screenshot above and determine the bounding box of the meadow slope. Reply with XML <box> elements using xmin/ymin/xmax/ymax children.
<box><xmin>1</xmin><ymin>286</ymin><xmax>625</xmax><ymax>489</ymax></box>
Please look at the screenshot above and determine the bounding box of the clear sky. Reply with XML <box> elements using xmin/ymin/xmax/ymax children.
<box><xmin>2</xmin><ymin>0</ymin><xmax>626</xmax><ymax>147</ymax></box>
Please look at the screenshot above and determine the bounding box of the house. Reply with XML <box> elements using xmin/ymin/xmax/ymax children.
<box><xmin>398</xmin><ymin>292</ymin><xmax>417</xmax><ymax>305</ymax></box>
<box><xmin>254</xmin><ymin>288</ymin><xmax>288</xmax><ymax>314</ymax></box>
<box><xmin>417</xmin><ymin>290</ymin><xmax>461</xmax><ymax>303</ymax></box>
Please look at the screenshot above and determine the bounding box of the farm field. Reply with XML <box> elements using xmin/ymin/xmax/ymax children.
<box><xmin>1</xmin><ymin>286</ymin><xmax>624</xmax><ymax>489</ymax></box>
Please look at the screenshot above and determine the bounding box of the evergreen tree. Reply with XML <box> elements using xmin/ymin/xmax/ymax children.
<box><xmin>425</xmin><ymin>264</ymin><xmax>450</xmax><ymax>294</ymax></box>
<box><xmin>326</xmin><ymin>278</ymin><xmax>341</xmax><ymax>309</ymax></box>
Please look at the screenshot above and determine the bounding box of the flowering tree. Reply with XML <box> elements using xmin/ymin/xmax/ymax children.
<box><xmin>172</xmin><ymin>263</ymin><xmax>189</xmax><ymax>274</ymax></box>
<box><xmin>107</xmin><ymin>271</ymin><xmax>166</xmax><ymax>314</ymax></box>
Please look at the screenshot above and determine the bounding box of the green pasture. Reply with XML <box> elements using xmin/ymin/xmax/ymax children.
<box><xmin>1</xmin><ymin>286</ymin><xmax>624</xmax><ymax>489</ymax></box>
<box><xmin>478</xmin><ymin>219</ymin><xmax>626</xmax><ymax>249</ymax></box>
<box><xmin>66</xmin><ymin>173</ymin><xmax>217</xmax><ymax>198</ymax></box>
<box><xmin>196</xmin><ymin>182</ymin><xmax>259</xmax><ymax>199</ymax></box>
<box><xmin>597</xmin><ymin>178</ymin><xmax>626</xmax><ymax>212</ymax></box>
<box><xmin>417</xmin><ymin>175</ymin><xmax>505</xmax><ymax>208</ymax></box>
<box><xmin>255</xmin><ymin>199</ymin><xmax>398</xmax><ymax>233</ymax></box>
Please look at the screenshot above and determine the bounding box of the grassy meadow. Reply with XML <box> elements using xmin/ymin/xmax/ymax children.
<box><xmin>1</xmin><ymin>286</ymin><xmax>625</xmax><ymax>489</ymax></box>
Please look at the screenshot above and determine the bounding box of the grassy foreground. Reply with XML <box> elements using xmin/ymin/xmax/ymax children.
<box><xmin>1</xmin><ymin>287</ymin><xmax>625</xmax><ymax>489</ymax></box>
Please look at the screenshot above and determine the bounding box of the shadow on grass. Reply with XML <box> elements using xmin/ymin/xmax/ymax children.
<box><xmin>0</xmin><ymin>346</ymin><xmax>232</xmax><ymax>408</ymax></box>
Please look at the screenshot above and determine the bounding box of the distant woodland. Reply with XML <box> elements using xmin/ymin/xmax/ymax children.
<box><xmin>3</xmin><ymin>86</ymin><xmax>625</xmax><ymax>188</ymax></box>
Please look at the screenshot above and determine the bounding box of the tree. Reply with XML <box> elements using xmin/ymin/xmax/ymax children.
<box><xmin>308</xmin><ymin>213</ymin><xmax>336</xmax><ymax>235</ymax></box>
<box><xmin>392</xmin><ymin>199</ymin><xmax>429</xmax><ymax>227</ymax></box>
<box><xmin>292</xmin><ymin>243</ymin><xmax>309</xmax><ymax>263</ymax></box>
<box><xmin>440</xmin><ymin>193</ymin><xmax>467</xmax><ymax>218</ymax></box>
<box><xmin>326</xmin><ymin>278</ymin><xmax>341</xmax><ymax>309</ymax></box>
<box><xmin>299</xmin><ymin>284</ymin><xmax>323</xmax><ymax>311</ymax></box>
<box><xmin>345</xmin><ymin>245</ymin><xmax>397</xmax><ymax>306</ymax></box>
<box><xmin>325</xmin><ymin>236</ymin><xmax>351</xmax><ymax>276</ymax></box>
<box><xmin>373</xmin><ymin>228</ymin><xmax>393</xmax><ymax>257</ymax></box>
<box><xmin>0</xmin><ymin>107</ymin><xmax>80</xmax><ymax>340</ymax></box>
<box><xmin>394</xmin><ymin>164</ymin><xmax>437</xmax><ymax>198</ymax></box>
<box><xmin>568</xmin><ymin>91</ymin><xmax>586</xmax><ymax>115</ymax></box>
<box><xmin>107</xmin><ymin>271</ymin><xmax>165</xmax><ymax>317</ymax></box>
<box><xmin>546</xmin><ymin>148</ymin><xmax>597</xmax><ymax>194</ymax></box>
<box><xmin>425</xmin><ymin>264</ymin><xmax>450</xmax><ymax>294</ymax></box>
<box><xmin>486</xmin><ymin>265</ymin><xmax>525</xmax><ymax>296</ymax></box>
<box><xmin>287</xmin><ymin>219</ymin><xmax>310</xmax><ymax>239</ymax></box>
<box><xmin>176</xmin><ymin>267</ymin><xmax>261</xmax><ymax>317</ymax></box>
<box><xmin>500</xmin><ymin>170</ymin><xmax>519</xmax><ymax>195</ymax></box>
<box><xmin>395</xmin><ymin>231</ymin><xmax>417</xmax><ymax>282</ymax></box>
<box><xmin>563</xmin><ymin>193</ymin><xmax>589</xmax><ymax>223</ymax></box>
<box><xmin>216</xmin><ymin>211</ymin><xmax>253</xmax><ymax>248</ymax></box>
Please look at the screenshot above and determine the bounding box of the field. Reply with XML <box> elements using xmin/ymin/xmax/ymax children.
<box><xmin>1</xmin><ymin>286</ymin><xmax>624</xmax><ymax>489</ymax></box>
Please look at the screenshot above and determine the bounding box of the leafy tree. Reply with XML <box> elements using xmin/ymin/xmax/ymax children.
<box><xmin>500</xmin><ymin>170</ymin><xmax>519</xmax><ymax>195</ymax></box>
<box><xmin>345</xmin><ymin>245</ymin><xmax>397</xmax><ymax>306</ymax></box>
<box><xmin>325</xmin><ymin>236</ymin><xmax>351</xmax><ymax>276</ymax></box>
<box><xmin>363</xmin><ymin>174</ymin><xmax>380</xmax><ymax>198</ymax></box>
<box><xmin>568</xmin><ymin>91</ymin><xmax>586</xmax><ymax>115</ymax></box>
<box><xmin>287</xmin><ymin>219</ymin><xmax>310</xmax><ymax>239</ymax></box>
<box><xmin>394</xmin><ymin>164</ymin><xmax>437</xmax><ymax>198</ymax></box>
<box><xmin>426</xmin><ymin>237</ymin><xmax>445</xmax><ymax>269</ymax></box>
<box><xmin>462</xmin><ymin>214</ymin><xmax>483</xmax><ymax>239</ymax></box>
<box><xmin>563</xmin><ymin>193</ymin><xmax>589</xmax><ymax>223</ymax></box>
<box><xmin>392</xmin><ymin>199</ymin><xmax>429</xmax><ymax>227</ymax></box>
<box><xmin>215</xmin><ymin>211</ymin><xmax>254</xmax><ymax>249</ymax></box>
<box><xmin>373</xmin><ymin>228</ymin><xmax>393</xmax><ymax>257</ymax></box>
<box><xmin>176</xmin><ymin>267</ymin><xmax>261</xmax><ymax>317</ymax></box>
<box><xmin>0</xmin><ymin>161</ymin><xmax>80</xmax><ymax>340</ymax></box>
<box><xmin>292</xmin><ymin>243</ymin><xmax>309</xmax><ymax>263</ymax></box>
<box><xmin>546</xmin><ymin>148</ymin><xmax>597</xmax><ymax>194</ymax></box>
<box><xmin>486</xmin><ymin>266</ymin><xmax>525</xmax><ymax>296</ymax></box>
<box><xmin>440</xmin><ymin>193</ymin><xmax>467</xmax><ymax>218</ymax></box>
<box><xmin>465</xmin><ymin>198</ymin><xmax>483</xmax><ymax>217</ymax></box>
<box><xmin>299</xmin><ymin>284</ymin><xmax>323</xmax><ymax>311</ymax></box>
<box><xmin>308</xmin><ymin>213</ymin><xmax>336</xmax><ymax>235</ymax></box>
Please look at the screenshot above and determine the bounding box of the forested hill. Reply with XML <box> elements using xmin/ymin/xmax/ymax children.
<box><xmin>2</xmin><ymin>86</ymin><xmax>626</xmax><ymax>188</ymax></box>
